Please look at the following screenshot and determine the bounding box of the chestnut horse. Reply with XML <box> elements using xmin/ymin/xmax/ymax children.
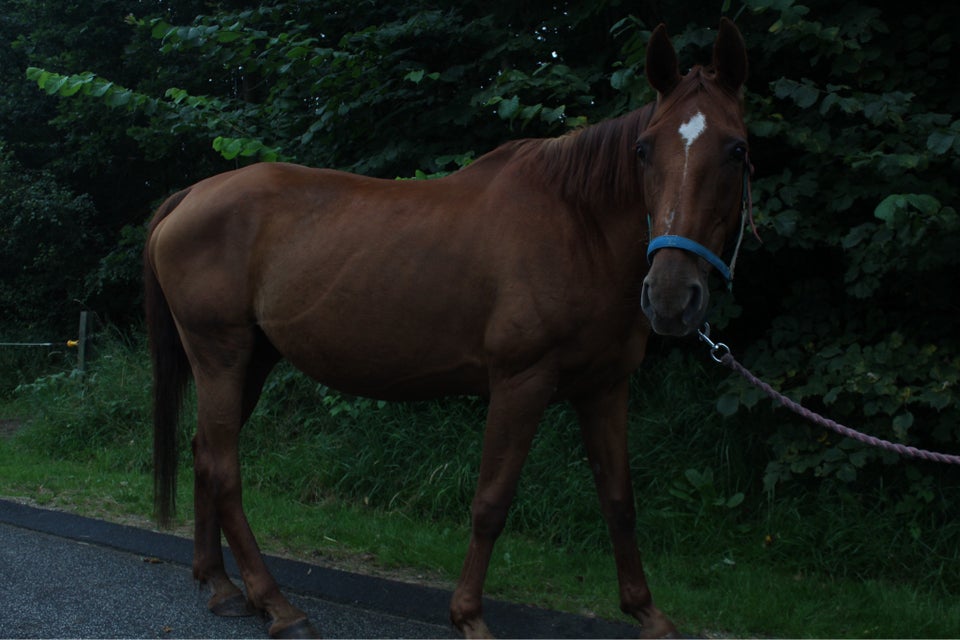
<box><xmin>145</xmin><ymin>19</ymin><xmax>749</xmax><ymax>639</ymax></box>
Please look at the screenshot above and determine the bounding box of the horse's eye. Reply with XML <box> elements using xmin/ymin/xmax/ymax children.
<box><xmin>635</xmin><ymin>142</ymin><xmax>648</xmax><ymax>162</ymax></box>
<box><xmin>730</xmin><ymin>143</ymin><xmax>747</xmax><ymax>163</ymax></box>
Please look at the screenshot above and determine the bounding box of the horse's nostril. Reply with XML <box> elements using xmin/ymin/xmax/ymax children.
<box><xmin>640</xmin><ymin>280</ymin><xmax>652</xmax><ymax>314</ymax></box>
<box><xmin>682</xmin><ymin>282</ymin><xmax>703</xmax><ymax>325</ymax></box>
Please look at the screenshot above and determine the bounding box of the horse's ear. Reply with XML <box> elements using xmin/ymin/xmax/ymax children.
<box><xmin>713</xmin><ymin>17</ymin><xmax>748</xmax><ymax>93</ymax></box>
<box><xmin>646</xmin><ymin>23</ymin><xmax>680</xmax><ymax>96</ymax></box>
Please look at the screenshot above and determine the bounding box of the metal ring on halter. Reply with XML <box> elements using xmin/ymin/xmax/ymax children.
<box><xmin>697</xmin><ymin>322</ymin><xmax>731</xmax><ymax>364</ymax></box>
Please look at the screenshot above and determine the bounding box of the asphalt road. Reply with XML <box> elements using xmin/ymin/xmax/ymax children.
<box><xmin>0</xmin><ymin>499</ymin><xmax>637</xmax><ymax>638</ymax></box>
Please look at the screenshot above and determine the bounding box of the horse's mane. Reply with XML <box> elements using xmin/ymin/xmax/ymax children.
<box><xmin>498</xmin><ymin>67</ymin><xmax>735</xmax><ymax>214</ymax></box>
<box><xmin>524</xmin><ymin>105</ymin><xmax>654</xmax><ymax>213</ymax></box>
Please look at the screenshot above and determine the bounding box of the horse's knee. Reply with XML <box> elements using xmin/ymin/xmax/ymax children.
<box><xmin>470</xmin><ymin>495</ymin><xmax>510</xmax><ymax>539</ymax></box>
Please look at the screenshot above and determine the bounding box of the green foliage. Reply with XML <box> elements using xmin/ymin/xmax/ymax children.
<box><xmin>24</xmin><ymin>67</ymin><xmax>286</xmax><ymax>164</ymax></box>
<box><xmin>0</xmin><ymin>145</ymin><xmax>98</xmax><ymax>336</ymax></box>
<box><xmin>7</xmin><ymin>332</ymin><xmax>152</xmax><ymax>472</ymax></box>
<box><xmin>23</xmin><ymin>3</ymin><xmax>636</xmax><ymax>176</ymax></box>
<box><xmin>669</xmin><ymin>467</ymin><xmax>746</xmax><ymax>524</ymax></box>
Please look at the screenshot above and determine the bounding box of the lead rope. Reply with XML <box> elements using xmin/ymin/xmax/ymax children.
<box><xmin>697</xmin><ymin>323</ymin><xmax>960</xmax><ymax>465</ymax></box>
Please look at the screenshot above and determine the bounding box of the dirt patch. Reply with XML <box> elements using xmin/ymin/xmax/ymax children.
<box><xmin>0</xmin><ymin>418</ymin><xmax>23</xmax><ymax>438</ymax></box>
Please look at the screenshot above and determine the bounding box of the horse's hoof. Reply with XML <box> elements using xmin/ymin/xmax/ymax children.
<box><xmin>209</xmin><ymin>591</ymin><xmax>255</xmax><ymax>617</ymax></box>
<box><xmin>459</xmin><ymin>618</ymin><xmax>495</xmax><ymax>639</ymax></box>
<box><xmin>269</xmin><ymin>617</ymin><xmax>322</xmax><ymax>639</ymax></box>
<box><xmin>638</xmin><ymin>621</ymin><xmax>681</xmax><ymax>639</ymax></box>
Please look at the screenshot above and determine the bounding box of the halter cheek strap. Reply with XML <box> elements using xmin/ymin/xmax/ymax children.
<box><xmin>646</xmin><ymin>154</ymin><xmax>756</xmax><ymax>287</ymax></box>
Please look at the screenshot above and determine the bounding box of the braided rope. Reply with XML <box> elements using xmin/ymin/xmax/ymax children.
<box><xmin>697</xmin><ymin>325</ymin><xmax>960</xmax><ymax>465</ymax></box>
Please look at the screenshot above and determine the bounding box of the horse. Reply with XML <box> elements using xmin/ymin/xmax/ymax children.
<box><xmin>144</xmin><ymin>18</ymin><xmax>750</xmax><ymax>639</ymax></box>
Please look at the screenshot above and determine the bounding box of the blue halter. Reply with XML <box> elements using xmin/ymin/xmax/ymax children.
<box><xmin>646</xmin><ymin>157</ymin><xmax>755</xmax><ymax>286</ymax></box>
<box><xmin>647</xmin><ymin>233</ymin><xmax>735</xmax><ymax>282</ymax></box>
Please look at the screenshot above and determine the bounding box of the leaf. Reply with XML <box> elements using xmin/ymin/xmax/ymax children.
<box><xmin>216</xmin><ymin>30</ymin><xmax>244</xmax><ymax>43</ymax></box>
<box><xmin>717</xmin><ymin>394</ymin><xmax>740</xmax><ymax>417</ymax></box>
<box><xmin>212</xmin><ymin>136</ymin><xmax>244</xmax><ymax>160</ymax></box>
<box><xmin>541</xmin><ymin>105</ymin><xmax>566</xmax><ymax>123</ymax></box>
<box><xmin>904</xmin><ymin>193</ymin><xmax>940</xmax><ymax>215</ymax></box>
<box><xmin>42</xmin><ymin>75</ymin><xmax>68</xmax><ymax>95</ymax></box>
<box><xmin>520</xmin><ymin>103</ymin><xmax>542</xmax><ymax>123</ymax></box>
<box><xmin>793</xmin><ymin>84</ymin><xmax>820</xmax><ymax>109</ymax></box>
<box><xmin>286</xmin><ymin>46</ymin><xmax>310</xmax><ymax>60</ymax></box>
<box><xmin>874</xmin><ymin>195</ymin><xmax>902</xmax><ymax>223</ymax></box>
<box><xmin>498</xmin><ymin>95</ymin><xmax>520</xmax><ymax>120</ymax></box>
<box><xmin>725</xmin><ymin>493</ymin><xmax>745</xmax><ymax>509</ymax></box>
<box><xmin>103</xmin><ymin>88</ymin><xmax>133</xmax><ymax>108</ymax></box>
<box><xmin>926</xmin><ymin>131</ymin><xmax>956</xmax><ymax>155</ymax></box>
<box><xmin>773</xmin><ymin>78</ymin><xmax>820</xmax><ymax>108</ymax></box>
<box><xmin>610</xmin><ymin>68</ymin><xmax>634</xmax><ymax>91</ymax></box>
<box><xmin>87</xmin><ymin>80</ymin><xmax>114</xmax><ymax>98</ymax></box>
<box><xmin>892</xmin><ymin>411</ymin><xmax>914</xmax><ymax>439</ymax></box>
<box><xmin>823</xmin><ymin>447</ymin><xmax>846</xmax><ymax>462</ymax></box>
<box><xmin>836</xmin><ymin>464</ymin><xmax>857</xmax><ymax>483</ymax></box>
<box><xmin>684</xmin><ymin>468</ymin><xmax>705</xmax><ymax>487</ymax></box>
<box><xmin>404</xmin><ymin>69</ymin><xmax>426</xmax><ymax>84</ymax></box>
<box><xmin>150</xmin><ymin>20</ymin><xmax>173</xmax><ymax>40</ymax></box>
<box><xmin>240</xmin><ymin>140</ymin><xmax>262</xmax><ymax>157</ymax></box>
<box><xmin>849</xmin><ymin>450</ymin><xmax>869</xmax><ymax>468</ymax></box>
<box><xmin>59</xmin><ymin>77</ymin><xmax>86</xmax><ymax>97</ymax></box>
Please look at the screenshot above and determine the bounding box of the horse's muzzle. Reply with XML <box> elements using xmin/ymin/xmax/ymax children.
<box><xmin>640</xmin><ymin>268</ymin><xmax>708</xmax><ymax>337</ymax></box>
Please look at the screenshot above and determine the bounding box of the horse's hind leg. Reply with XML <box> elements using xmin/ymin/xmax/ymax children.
<box><xmin>192</xmin><ymin>331</ymin><xmax>281</xmax><ymax>618</ymax></box>
<box><xmin>188</xmin><ymin>328</ymin><xmax>317</xmax><ymax>638</ymax></box>
<box><xmin>574</xmin><ymin>380</ymin><xmax>677</xmax><ymax>639</ymax></box>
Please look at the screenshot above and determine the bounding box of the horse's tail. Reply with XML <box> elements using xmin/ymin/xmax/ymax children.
<box><xmin>144</xmin><ymin>187</ymin><xmax>193</xmax><ymax>527</ymax></box>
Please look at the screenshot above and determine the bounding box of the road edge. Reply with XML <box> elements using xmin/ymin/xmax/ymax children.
<box><xmin>0</xmin><ymin>498</ymin><xmax>637</xmax><ymax>638</ymax></box>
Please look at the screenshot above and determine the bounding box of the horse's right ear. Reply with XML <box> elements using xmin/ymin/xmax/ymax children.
<box><xmin>713</xmin><ymin>17</ymin><xmax>748</xmax><ymax>93</ymax></box>
<box><xmin>646</xmin><ymin>23</ymin><xmax>680</xmax><ymax>96</ymax></box>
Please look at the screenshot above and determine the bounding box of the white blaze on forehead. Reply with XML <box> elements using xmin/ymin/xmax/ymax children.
<box><xmin>665</xmin><ymin>111</ymin><xmax>707</xmax><ymax>235</ymax></box>
<box><xmin>679</xmin><ymin>111</ymin><xmax>707</xmax><ymax>152</ymax></box>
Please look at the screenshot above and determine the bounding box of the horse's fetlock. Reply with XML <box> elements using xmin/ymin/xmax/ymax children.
<box><xmin>620</xmin><ymin>583</ymin><xmax>653</xmax><ymax>614</ymax></box>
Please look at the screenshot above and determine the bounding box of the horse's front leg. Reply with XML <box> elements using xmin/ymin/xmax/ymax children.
<box><xmin>449</xmin><ymin>367</ymin><xmax>555</xmax><ymax>638</ymax></box>
<box><xmin>192</xmin><ymin>369</ymin><xmax>319</xmax><ymax>639</ymax></box>
<box><xmin>573</xmin><ymin>379</ymin><xmax>678</xmax><ymax>639</ymax></box>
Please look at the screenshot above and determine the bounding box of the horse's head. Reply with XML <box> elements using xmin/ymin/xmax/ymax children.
<box><xmin>638</xmin><ymin>18</ymin><xmax>750</xmax><ymax>336</ymax></box>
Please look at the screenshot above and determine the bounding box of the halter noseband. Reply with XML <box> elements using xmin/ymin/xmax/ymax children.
<box><xmin>646</xmin><ymin>154</ymin><xmax>757</xmax><ymax>286</ymax></box>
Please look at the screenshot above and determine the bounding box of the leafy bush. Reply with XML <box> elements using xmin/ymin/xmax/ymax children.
<box><xmin>737</xmin><ymin>1</ymin><xmax>960</xmax><ymax>488</ymax></box>
<box><xmin>0</xmin><ymin>145</ymin><xmax>98</xmax><ymax>337</ymax></box>
<box><xmin>8</xmin><ymin>332</ymin><xmax>152</xmax><ymax>471</ymax></box>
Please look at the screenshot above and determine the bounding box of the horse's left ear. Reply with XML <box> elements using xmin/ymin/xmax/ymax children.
<box><xmin>712</xmin><ymin>17</ymin><xmax>748</xmax><ymax>92</ymax></box>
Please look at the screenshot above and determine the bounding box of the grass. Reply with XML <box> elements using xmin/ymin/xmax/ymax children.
<box><xmin>1</xmin><ymin>332</ymin><xmax>959</xmax><ymax>637</ymax></box>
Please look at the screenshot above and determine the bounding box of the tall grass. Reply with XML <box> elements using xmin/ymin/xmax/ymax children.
<box><xmin>2</xmin><ymin>332</ymin><xmax>959</xmax><ymax>636</ymax></box>
<box><xmin>0</xmin><ymin>343</ymin><xmax>75</xmax><ymax>401</ymax></box>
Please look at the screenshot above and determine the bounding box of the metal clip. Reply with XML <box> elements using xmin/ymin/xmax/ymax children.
<box><xmin>697</xmin><ymin>322</ymin><xmax>730</xmax><ymax>364</ymax></box>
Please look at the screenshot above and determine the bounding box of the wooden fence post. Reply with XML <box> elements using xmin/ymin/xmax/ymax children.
<box><xmin>77</xmin><ymin>311</ymin><xmax>88</xmax><ymax>374</ymax></box>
